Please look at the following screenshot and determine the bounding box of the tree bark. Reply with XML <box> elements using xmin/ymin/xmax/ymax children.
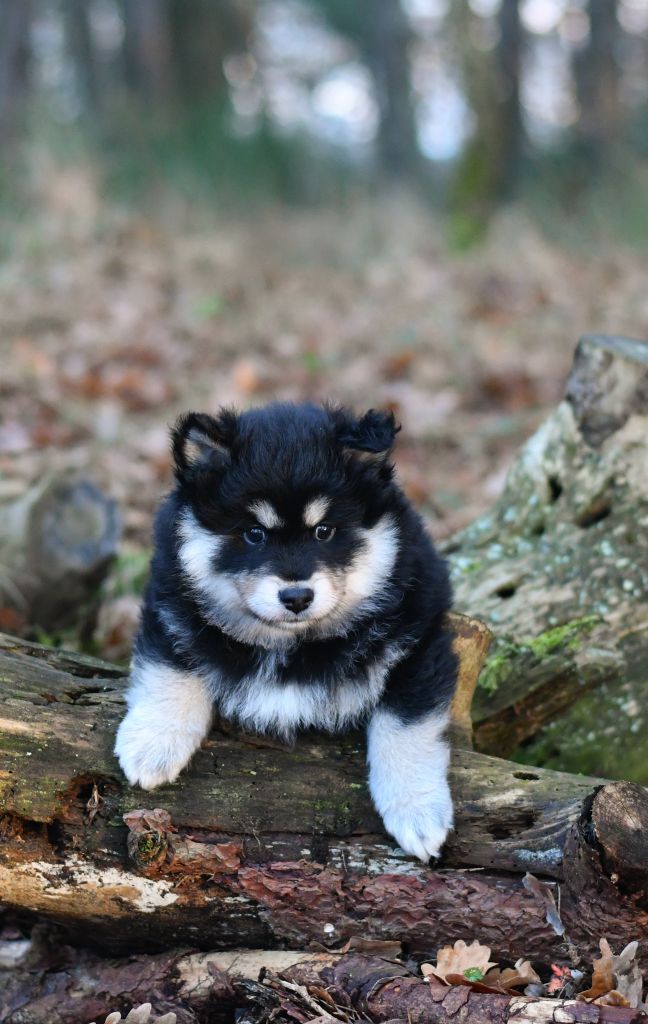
<box><xmin>494</xmin><ymin>0</ymin><xmax>523</xmax><ymax>198</ymax></box>
<box><xmin>62</xmin><ymin>0</ymin><xmax>100</xmax><ymax>114</ymax></box>
<box><xmin>121</xmin><ymin>0</ymin><xmax>175</xmax><ymax>106</ymax></box>
<box><xmin>448</xmin><ymin>0</ymin><xmax>524</xmax><ymax>234</ymax></box>
<box><xmin>2</xmin><ymin>632</ymin><xmax>648</xmax><ymax>967</ymax></box>
<box><xmin>3</xmin><ymin>946</ymin><xmax>648</xmax><ymax>1024</ymax></box>
<box><xmin>166</xmin><ymin>0</ymin><xmax>253</xmax><ymax>107</ymax></box>
<box><xmin>445</xmin><ymin>334</ymin><xmax>648</xmax><ymax>756</ymax></box>
<box><xmin>573</xmin><ymin>0</ymin><xmax>623</xmax><ymax>164</ymax></box>
<box><xmin>363</xmin><ymin>0</ymin><xmax>420</xmax><ymax>179</ymax></box>
<box><xmin>0</xmin><ymin>0</ymin><xmax>31</xmax><ymax>133</ymax></box>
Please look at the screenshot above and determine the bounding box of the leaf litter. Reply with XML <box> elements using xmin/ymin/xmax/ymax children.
<box><xmin>421</xmin><ymin>935</ymin><xmax>645</xmax><ymax>1008</ymax></box>
<box><xmin>4</xmin><ymin>195</ymin><xmax>648</xmax><ymax>658</ymax></box>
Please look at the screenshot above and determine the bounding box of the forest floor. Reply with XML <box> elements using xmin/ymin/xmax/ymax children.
<box><xmin>2</xmin><ymin>177</ymin><xmax>648</xmax><ymax>659</ymax></box>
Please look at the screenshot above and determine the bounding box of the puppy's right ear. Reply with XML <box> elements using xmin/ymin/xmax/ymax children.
<box><xmin>171</xmin><ymin>410</ymin><xmax>238</xmax><ymax>480</ymax></box>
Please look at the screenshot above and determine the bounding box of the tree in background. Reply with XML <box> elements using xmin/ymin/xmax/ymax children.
<box><xmin>448</xmin><ymin>0</ymin><xmax>524</xmax><ymax>242</ymax></box>
<box><xmin>121</xmin><ymin>0</ymin><xmax>175</xmax><ymax>106</ymax></box>
<box><xmin>167</xmin><ymin>0</ymin><xmax>253</xmax><ymax>109</ymax></box>
<box><xmin>0</xmin><ymin>0</ymin><xmax>32</xmax><ymax>133</ymax></box>
<box><xmin>573</xmin><ymin>0</ymin><xmax>623</xmax><ymax>166</ymax></box>
<box><xmin>63</xmin><ymin>0</ymin><xmax>101</xmax><ymax>115</ymax></box>
<box><xmin>0</xmin><ymin>0</ymin><xmax>644</xmax><ymax>225</ymax></box>
<box><xmin>308</xmin><ymin>0</ymin><xmax>420</xmax><ymax>179</ymax></box>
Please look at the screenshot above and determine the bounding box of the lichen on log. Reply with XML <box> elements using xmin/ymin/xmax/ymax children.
<box><xmin>443</xmin><ymin>334</ymin><xmax>648</xmax><ymax>760</ymax></box>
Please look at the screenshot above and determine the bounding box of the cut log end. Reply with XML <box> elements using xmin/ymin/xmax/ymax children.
<box><xmin>566</xmin><ymin>333</ymin><xmax>648</xmax><ymax>447</ymax></box>
<box><xmin>591</xmin><ymin>781</ymin><xmax>648</xmax><ymax>904</ymax></box>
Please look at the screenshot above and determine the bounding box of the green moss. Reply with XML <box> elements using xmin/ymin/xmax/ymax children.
<box><xmin>135</xmin><ymin>831</ymin><xmax>168</xmax><ymax>865</ymax></box>
<box><xmin>478</xmin><ymin>640</ymin><xmax>521</xmax><ymax>694</ymax></box>
<box><xmin>478</xmin><ymin>616</ymin><xmax>601</xmax><ymax>694</ymax></box>
<box><xmin>527</xmin><ymin>616</ymin><xmax>600</xmax><ymax>658</ymax></box>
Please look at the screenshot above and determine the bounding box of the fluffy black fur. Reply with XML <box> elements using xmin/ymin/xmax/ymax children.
<box><xmin>136</xmin><ymin>402</ymin><xmax>457</xmax><ymax>726</ymax></box>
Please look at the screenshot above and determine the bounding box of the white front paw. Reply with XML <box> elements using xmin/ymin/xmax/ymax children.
<box><xmin>380</xmin><ymin>784</ymin><xmax>453</xmax><ymax>861</ymax></box>
<box><xmin>115</xmin><ymin>709</ymin><xmax>203</xmax><ymax>790</ymax></box>
<box><xmin>367</xmin><ymin>708</ymin><xmax>454</xmax><ymax>863</ymax></box>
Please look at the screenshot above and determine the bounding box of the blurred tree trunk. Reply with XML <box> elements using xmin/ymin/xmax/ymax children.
<box><xmin>573</xmin><ymin>0</ymin><xmax>623</xmax><ymax>163</ymax></box>
<box><xmin>63</xmin><ymin>0</ymin><xmax>100</xmax><ymax>114</ymax></box>
<box><xmin>495</xmin><ymin>0</ymin><xmax>524</xmax><ymax>197</ymax></box>
<box><xmin>121</xmin><ymin>0</ymin><xmax>175</xmax><ymax>106</ymax></box>
<box><xmin>307</xmin><ymin>0</ymin><xmax>419</xmax><ymax>179</ymax></box>
<box><xmin>363</xmin><ymin>0</ymin><xmax>419</xmax><ymax>179</ymax></box>
<box><xmin>0</xmin><ymin>0</ymin><xmax>31</xmax><ymax>132</ymax></box>
<box><xmin>449</xmin><ymin>0</ymin><xmax>524</xmax><ymax>239</ymax></box>
<box><xmin>166</xmin><ymin>0</ymin><xmax>253</xmax><ymax>107</ymax></box>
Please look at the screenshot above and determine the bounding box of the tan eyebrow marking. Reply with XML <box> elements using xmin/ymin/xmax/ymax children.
<box><xmin>248</xmin><ymin>500</ymin><xmax>284</xmax><ymax>530</ymax></box>
<box><xmin>303</xmin><ymin>496</ymin><xmax>331</xmax><ymax>528</ymax></box>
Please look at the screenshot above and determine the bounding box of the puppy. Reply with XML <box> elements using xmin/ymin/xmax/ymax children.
<box><xmin>115</xmin><ymin>402</ymin><xmax>457</xmax><ymax>861</ymax></box>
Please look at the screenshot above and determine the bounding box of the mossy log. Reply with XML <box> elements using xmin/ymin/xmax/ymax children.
<box><xmin>444</xmin><ymin>334</ymin><xmax>648</xmax><ymax>756</ymax></box>
<box><xmin>4</xmin><ymin>946</ymin><xmax>648</xmax><ymax>1024</ymax></box>
<box><xmin>2</xmin><ymin>632</ymin><xmax>648</xmax><ymax>969</ymax></box>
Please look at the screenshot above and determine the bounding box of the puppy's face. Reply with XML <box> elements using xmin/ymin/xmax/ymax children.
<box><xmin>172</xmin><ymin>404</ymin><xmax>401</xmax><ymax>647</ymax></box>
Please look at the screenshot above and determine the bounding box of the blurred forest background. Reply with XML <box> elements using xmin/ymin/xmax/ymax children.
<box><xmin>3</xmin><ymin>0</ymin><xmax>648</xmax><ymax>226</ymax></box>
<box><xmin>2</xmin><ymin>1</ymin><xmax>648</xmax><ymax>774</ymax></box>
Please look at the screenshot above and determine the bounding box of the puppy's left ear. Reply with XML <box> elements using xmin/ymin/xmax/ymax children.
<box><xmin>171</xmin><ymin>409</ymin><xmax>238</xmax><ymax>480</ymax></box>
<box><xmin>335</xmin><ymin>408</ymin><xmax>400</xmax><ymax>460</ymax></box>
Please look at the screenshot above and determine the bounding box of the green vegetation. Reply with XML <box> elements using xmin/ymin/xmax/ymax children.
<box><xmin>479</xmin><ymin>617</ymin><xmax>601</xmax><ymax>694</ymax></box>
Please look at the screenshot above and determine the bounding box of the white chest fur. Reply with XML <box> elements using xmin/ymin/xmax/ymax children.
<box><xmin>210</xmin><ymin>645</ymin><xmax>404</xmax><ymax>740</ymax></box>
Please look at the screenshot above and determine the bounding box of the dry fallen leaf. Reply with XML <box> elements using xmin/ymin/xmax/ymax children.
<box><xmin>522</xmin><ymin>872</ymin><xmax>565</xmax><ymax>936</ymax></box>
<box><xmin>339</xmin><ymin>936</ymin><xmax>402</xmax><ymax>958</ymax></box>
<box><xmin>89</xmin><ymin>1005</ymin><xmax>176</xmax><ymax>1024</ymax></box>
<box><xmin>422</xmin><ymin>940</ymin><xmax>498</xmax><ymax>984</ymax></box>
<box><xmin>123</xmin><ymin>808</ymin><xmax>174</xmax><ymax>834</ymax></box>
<box><xmin>578</xmin><ymin>938</ymin><xmax>643</xmax><ymax>1008</ymax></box>
<box><xmin>578</xmin><ymin>938</ymin><xmax>615</xmax><ymax>1001</ymax></box>
<box><xmin>484</xmin><ymin>958</ymin><xmax>541</xmax><ymax>991</ymax></box>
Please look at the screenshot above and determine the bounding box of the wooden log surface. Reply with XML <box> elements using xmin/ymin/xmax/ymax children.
<box><xmin>2</xmin><ymin>632</ymin><xmax>648</xmax><ymax>967</ymax></box>
<box><xmin>3</xmin><ymin>946</ymin><xmax>648</xmax><ymax>1024</ymax></box>
<box><xmin>445</xmin><ymin>334</ymin><xmax>648</xmax><ymax>756</ymax></box>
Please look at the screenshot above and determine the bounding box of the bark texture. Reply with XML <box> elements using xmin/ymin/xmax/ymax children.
<box><xmin>2</xmin><ymin>632</ymin><xmax>648</xmax><ymax>967</ymax></box>
<box><xmin>3</xmin><ymin>946</ymin><xmax>648</xmax><ymax>1024</ymax></box>
<box><xmin>445</xmin><ymin>334</ymin><xmax>648</xmax><ymax>755</ymax></box>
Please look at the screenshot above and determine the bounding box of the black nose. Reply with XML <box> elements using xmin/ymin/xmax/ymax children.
<box><xmin>279</xmin><ymin>586</ymin><xmax>314</xmax><ymax>614</ymax></box>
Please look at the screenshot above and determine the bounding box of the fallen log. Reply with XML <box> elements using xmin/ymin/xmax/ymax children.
<box><xmin>444</xmin><ymin>334</ymin><xmax>648</xmax><ymax>756</ymax></box>
<box><xmin>2</xmin><ymin>945</ymin><xmax>648</xmax><ymax>1024</ymax></box>
<box><xmin>2</xmin><ymin>632</ymin><xmax>648</xmax><ymax>968</ymax></box>
<box><xmin>0</xmin><ymin>472</ymin><xmax>121</xmax><ymax>632</ymax></box>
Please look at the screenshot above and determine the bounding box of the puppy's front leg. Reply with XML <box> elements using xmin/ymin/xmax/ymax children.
<box><xmin>367</xmin><ymin>704</ymin><xmax>453</xmax><ymax>862</ymax></box>
<box><xmin>115</xmin><ymin>659</ymin><xmax>213</xmax><ymax>790</ymax></box>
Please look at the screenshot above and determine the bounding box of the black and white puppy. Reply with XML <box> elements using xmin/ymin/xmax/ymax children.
<box><xmin>115</xmin><ymin>402</ymin><xmax>457</xmax><ymax>861</ymax></box>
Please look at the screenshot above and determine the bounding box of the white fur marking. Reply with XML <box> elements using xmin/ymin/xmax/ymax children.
<box><xmin>248</xmin><ymin>500</ymin><xmax>283</xmax><ymax>529</ymax></box>
<box><xmin>115</xmin><ymin>660</ymin><xmax>213</xmax><ymax>790</ymax></box>
<box><xmin>178</xmin><ymin>512</ymin><xmax>224</xmax><ymax>589</ymax></box>
<box><xmin>342</xmin><ymin>516</ymin><xmax>400</xmax><ymax>611</ymax></box>
<box><xmin>303</xmin><ymin>496</ymin><xmax>330</xmax><ymax>527</ymax></box>
<box><xmin>211</xmin><ymin>645</ymin><xmax>404</xmax><ymax>740</ymax></box>
<box><xmin>367</xmin><ymin>708</ymin><xmax>453</xmax><ymax>861</ymax></box>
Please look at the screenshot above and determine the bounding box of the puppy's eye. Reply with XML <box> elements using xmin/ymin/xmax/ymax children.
<box><xmin>243</xmin><ymin>526</ymin><xmax>266</xmax><ymax>546</ymax></box>
<box><xmin>314</xmin><ymin>524</ymin><xmax>335</xmax><ymax>542</ymax></box>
